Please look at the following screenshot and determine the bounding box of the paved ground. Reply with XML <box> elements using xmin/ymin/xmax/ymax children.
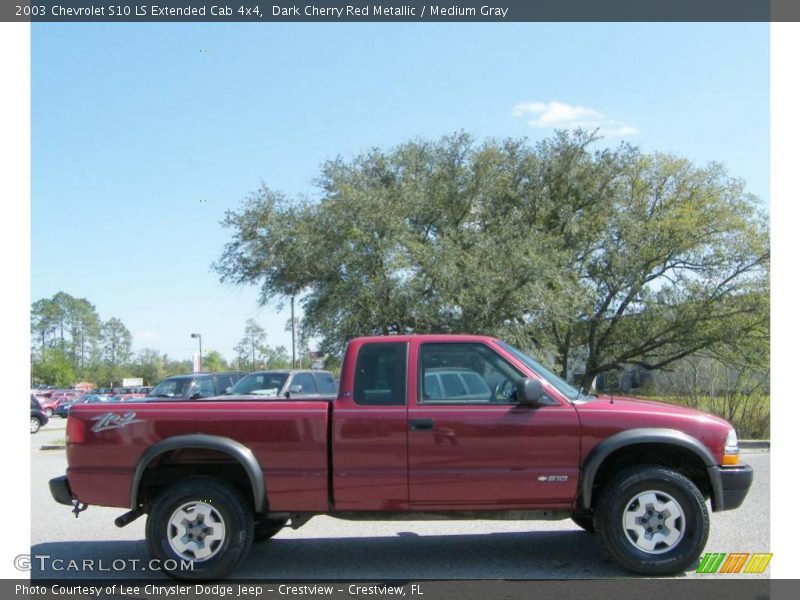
<box><xmin>29</xmin><ymin>419</ymin><xmax>769</xmax><ymax>579</ymax></box>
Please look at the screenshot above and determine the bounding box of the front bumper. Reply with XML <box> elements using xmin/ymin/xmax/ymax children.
<box><xmin>49</xmin><ymin>475</ymin><xmax>75</xmax><ymax>506</ymax></box>
<box><xmin>708</xmin><ymin>463</ymin><xmax>753</xmax><ymax>511</ymax></box>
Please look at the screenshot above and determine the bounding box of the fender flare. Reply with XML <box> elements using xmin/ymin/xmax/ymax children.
<box><xmin>579</xmin><ymin>428</ymin><xmax>719</xmax><ymax>510</ymax></box>
<box><xmin>130</xmin><ymin>434</ymin><xmax>266</xmax><ymax>514</ymax></box>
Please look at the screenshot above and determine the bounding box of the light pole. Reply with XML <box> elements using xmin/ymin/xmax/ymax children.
<box><xmin>291</xmin><ymin>294</ymin><xmax>296</xmax><ymax>369</ymax></box>
<box><xmin>191</xmin><ymin>333</ymin><xmax>202</xmax><ymax>371</ymax></box>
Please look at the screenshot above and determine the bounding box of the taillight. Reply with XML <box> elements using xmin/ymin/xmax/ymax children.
<box><xmin>66</xmin><ymin>416</ymin><xmax>85</xmax><ymax>444</ymax></box>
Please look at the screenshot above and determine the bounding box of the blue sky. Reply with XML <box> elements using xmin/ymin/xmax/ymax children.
<box><xmin>31</xmin><ymin>22</ymin><xmax>769</xmax><ymax>361</ymax></box>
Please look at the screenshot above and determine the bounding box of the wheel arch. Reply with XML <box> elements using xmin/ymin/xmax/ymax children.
<box><xmin>580</xmin><ymin>428</ymin><xmax>720</xmax><ymax>510</ymax></box>
<box><xmin>131</xmin><ymin>434</ymin><xmax>266</xmax><ymax>514</ymax></box>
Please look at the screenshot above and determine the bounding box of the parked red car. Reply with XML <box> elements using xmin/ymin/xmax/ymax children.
<box><xmin>37</xmin><ymin>389</ymin><xmax>118</xmax><ymax>415</ymax></box>
<box><xmin>36</xmin><ymin>391</ymin><xmax>80</xmax><ymax>416</ymax></box>
<box><xmin>36</xmin><ymin>396</ymin><xmax>59</xmax><ymax>417</ymax></box>
<box><xmin>51</xmin><ymin>334</ymin><xmax>751</xmax><ymax>580</ymax></box>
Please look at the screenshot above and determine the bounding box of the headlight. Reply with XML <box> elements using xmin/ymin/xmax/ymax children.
<box><xmin>723</xmin><ymin>428</ymin><xmax>740</xmax><ymax>465</ymax></box>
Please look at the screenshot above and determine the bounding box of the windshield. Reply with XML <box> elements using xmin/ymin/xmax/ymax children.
<box><xmin>498</xmin><ymin>341</ymin><xmax>583</xmax><ymax>401</ymax></box>
<box><xmin>149</xmin><ymin>377</ymin><xmax>193</xmax><ymax>398</ymax></box>
<box><xmin>230</xmin><ymin>372</ymin><xmax>289</xmax><ymax>396</ymax></box>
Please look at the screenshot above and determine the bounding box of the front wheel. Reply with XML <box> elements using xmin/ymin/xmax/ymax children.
<box><xmin>145</xmin><ymin>476</ymin><xmax>254</xmax><ymax>580</ymax></box>
<box><xmin>595</xmin><ymin>465</ymin><xmax>709</xmax><ymax>575</ymax></box>
<box><xmin>30</xmin><ymin>418</ymin><xmax>41</xmax><ymax>434</ymax></box>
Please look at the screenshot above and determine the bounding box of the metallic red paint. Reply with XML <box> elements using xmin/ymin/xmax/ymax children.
<box><xmin>63</xmin><ymin>334</ymin><xmax>737</xmax><ymax>515</ymax></box>
<box><xmin>67</xmin><ymin>400</ymin><xmax>330</xmax><ymax>511</ymax></box>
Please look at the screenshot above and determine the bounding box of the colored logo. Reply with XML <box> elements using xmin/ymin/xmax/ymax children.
<box><xmin>696</xmin><ymin>552</ymin><xmax>772</xmax><ymax>574</ymax></box>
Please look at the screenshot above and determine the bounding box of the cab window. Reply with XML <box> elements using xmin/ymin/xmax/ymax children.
<box><xmin>419</xmin><ymin>343</ymin><xmax>522</xmax><ymax>404</ymax></box>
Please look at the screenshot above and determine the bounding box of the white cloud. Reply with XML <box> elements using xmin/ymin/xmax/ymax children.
<box><xmin>512</xmin><ymin>101</ymin><xmax>638</xmax><ymax>136</ymax></box>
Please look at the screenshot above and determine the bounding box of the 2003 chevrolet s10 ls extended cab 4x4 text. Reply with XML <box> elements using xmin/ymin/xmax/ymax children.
<box><xmin>50</xmin><ymin>334</ymin><xmax>752</xmax><ymax>579</ymax></box>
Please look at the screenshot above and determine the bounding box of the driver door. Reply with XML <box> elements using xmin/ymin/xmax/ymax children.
<box><xmin>407</xmin><ymin>341</ymin><xmax>581</xmax><ymax>509</ymax></box>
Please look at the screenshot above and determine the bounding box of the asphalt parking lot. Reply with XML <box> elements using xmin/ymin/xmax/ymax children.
<box><xmin>30</xmin><ymin>419</ymin><xmax>769</xmax><ymax>580</ymax></box>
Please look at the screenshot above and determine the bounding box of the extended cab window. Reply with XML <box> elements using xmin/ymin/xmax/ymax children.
<box><xmin>419</xmin><ymin>343</ymin><xmax>522</xmax><ymax>404</ymax></box>
<box><xmin>353</xmin><ymin>342</ymin><xmax>407</xmax><ymax>405</ymax></box>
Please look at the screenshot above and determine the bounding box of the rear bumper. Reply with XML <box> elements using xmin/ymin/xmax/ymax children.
<box><xmin>709</xmin><ymin>463</ymin><xmax>753</xmax><ymax>511</ymax></box>
<box><xmin>49</xmin><ymin>475</ymin><xmax>75</xmax><ymax>506</ymax></box>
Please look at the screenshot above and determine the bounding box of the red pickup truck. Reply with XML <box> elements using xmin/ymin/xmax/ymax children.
<box><xmin>50</xmin><ymin>334</ymin><xmax>752</xmax><ymax>579</ymax></box>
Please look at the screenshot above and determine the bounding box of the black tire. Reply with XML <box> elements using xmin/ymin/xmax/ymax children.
<box><xmin>595</xmin><ymin>465</ymin><xmax>709</xmax><ymax>575</ymax></box>
<box><xmin>30</xmin><ymin>417</ymin><xmax>41</xmax><ymax>434</ymax></box>
<box><xmin>145</xmin><ymin>476</ymin><xmax>254</xmax><ymax>580</ymax></box>
<box><xmin>43</xmin><ymin>408</ymin><xmax>53</xmax><ymax>417</ymax></box>
<box><xmin>253</xmin><ymin>517</ymin><xmax>289</xmax><ymax>542</ymax></box>
<box><xmin>571</xmin><ymin>514</ymin><xmax>595</xmax><ymax>533</ymax></box>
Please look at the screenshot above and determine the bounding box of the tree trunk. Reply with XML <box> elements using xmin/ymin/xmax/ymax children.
<box><xmin>558</xmin><ymin>329</ymin><xmax>572</xmax><ymax>380</ymax></box>
<box><xmin>579</xmin><ymin>371</ymin><xmax>596</xmax><ymax>391</ymax></box>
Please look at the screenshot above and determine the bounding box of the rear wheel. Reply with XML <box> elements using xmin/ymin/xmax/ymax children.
<box><xmin>43</xmin><ymin>408</ymin><xmax>53</xmax><ymax>417</ymax></box>
<box><xmin>145</xmin><ymin>476</ymin><xmax>254</xmax><ymax>580</ymax></box>
<box><xmin>30</xmin><ymin>418</ymin><xmax>41</xmax><ymax>434</ymax></box>
<box><xmin>595</xmin><ymin>465</ymin><xmax>709</xmax><ymax>575</ymax></box>
<box><xmin>253</xmin><ymin>517</ymin><xmax>289</xmax><ymax>542</ymax></box>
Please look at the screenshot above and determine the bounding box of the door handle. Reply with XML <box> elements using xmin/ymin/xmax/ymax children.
<box><xmin>410</xmin><ymin>418</ymin><xmax>435</xmax><ymax>431</ymax></box>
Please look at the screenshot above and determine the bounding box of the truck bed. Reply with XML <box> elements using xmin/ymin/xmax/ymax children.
<box><xmin>66</xmin><ymin>399</ymin><xmax>333</xmax><ymax>512</ymax></box>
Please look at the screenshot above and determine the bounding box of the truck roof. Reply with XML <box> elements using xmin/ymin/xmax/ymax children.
<box><xmin>349</xmin><ymin>333</ymin><xmax>499</xmax><ymax>344</ymax></box>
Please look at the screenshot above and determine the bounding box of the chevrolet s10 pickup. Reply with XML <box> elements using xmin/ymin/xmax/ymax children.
<box><xmin>50</xmin><ymin>334</ymin><xmax>752</xmax><ymax>579</ymax></box>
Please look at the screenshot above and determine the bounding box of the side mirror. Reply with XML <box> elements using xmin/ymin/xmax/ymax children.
<box><xmin>225</xmin><ymin>386</ymin><xmax>232</xmax><ymax>394</ymax></box>
<box><xmin>516</xmin><ymin>378</ymin><xmax>548</xmax><ymax>406</ymax></box>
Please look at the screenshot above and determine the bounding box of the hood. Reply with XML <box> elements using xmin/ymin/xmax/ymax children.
<box><xmin>581</xmin><ymin>394</ymin><xmax>732</xmax><ymax>426</ymax></box>
<box><xmin>574</xmin><ymin>394</ymin><xmax>734</xmax><ymax>462</ymax></box>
